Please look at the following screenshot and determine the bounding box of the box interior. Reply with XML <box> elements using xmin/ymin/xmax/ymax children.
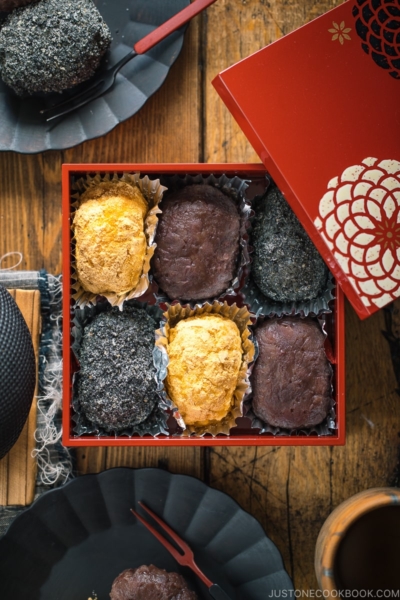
<box><xmin>62</xmin><ymin>164</ymin><xmax>345</xmax><ymax>446</ymax></box>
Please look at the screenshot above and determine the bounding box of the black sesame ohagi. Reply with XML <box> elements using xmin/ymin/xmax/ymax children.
<box><xmin>0</xmin><ymin>0</ymin><xmax>111</xmax><ymax>96</ymax></box>
<box><xmin>251</xmin><ymin>185</ymin><xmax>328</xmax><ymax>303</ymax></box>
<box><xmin>77</xmin><ymin>306</ymin><xmax>158</xmax><ymax>433</ymax></box>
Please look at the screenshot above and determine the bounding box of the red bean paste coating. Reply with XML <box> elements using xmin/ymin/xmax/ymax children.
<box><xmin>152</xmin><ymin>184</ymin><xmax>240</xmax><ymax>301</ymax></box>
<box><xmin>252</xmin><ymin>318</ymin><xmax>332</xmax><ymax>429</ymax></box>
<box><xmin>110</xmin><ymin>565</ymin><xmax>198</xmax><ymax>600</ymax></box>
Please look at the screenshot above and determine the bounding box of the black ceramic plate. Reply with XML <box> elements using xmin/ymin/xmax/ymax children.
<box><xmin>0</xmin><ymin>0</ymin><xmax>189</xmax><ymax>154</ymax></box>
<box><xmin>0</xmin><ymin>468</ymin><xmax>293</xmax><ymax>599</ymax></box>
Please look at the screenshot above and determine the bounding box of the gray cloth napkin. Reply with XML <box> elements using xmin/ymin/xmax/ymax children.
<box><xmin>0</xmin><ymin>270</ymin><xmax>73</xmax><ymax>537</ymax></box>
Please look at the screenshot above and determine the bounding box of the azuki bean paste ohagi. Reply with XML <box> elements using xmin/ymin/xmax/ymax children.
<box><xmin>0</xmin><ymin>0</ymin><xmax>111</xmax><ymax>95</ymax></box>
<box><xmin>77</xmin><ymin>305</ymin><xmax>158</xmax><ymax>433</ymax></box>
<box><xmin>251</xmin><ymin>184</ymin><xmax>328</xmax><ymax>303</ymax></box>
<box><xmin>110</xmin><ymin>565</ymin><xmax>198</xmax><ymax>600</ymax></box>
<box><xmin>152</xmin><ymin>184</ymin><xmax>241</xmax><ymax>301</ymax></box>
<box><xmin>252</xmin><ymin>317</ymin><xmax>332</xmax><ymax>430</ymax></box>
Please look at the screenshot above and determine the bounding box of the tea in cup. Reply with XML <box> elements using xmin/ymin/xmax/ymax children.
<box><xmin>315</xmin><ymin>488</ymin><xmax>400</xmax><ymax>596</ymax></box>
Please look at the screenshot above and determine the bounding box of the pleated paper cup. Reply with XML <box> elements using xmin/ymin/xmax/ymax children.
<box><xmin>245</xmin><ymin>313</ymin><xmax>336</xmax><ymax>437</ymax></box>
<box><xmin>71</xmin><ymin>172</ymin><xmax>166</xmax><ymax>309</ymax></box>
<box><xmin>154</xmin><ymin>300</ymin><xmax>255</xmax><ymax>437</ymax></box>
<box><xmin>152</xmin><ymin>172</ymin><xmax>252</xmax><ymax>307</ymax></box>
<box><xmin>71</xmin><ymin>300</ymin><xmax>168</xmax><ymax>438</ymax></box>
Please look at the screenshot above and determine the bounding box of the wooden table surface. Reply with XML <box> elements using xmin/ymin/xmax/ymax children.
<box><xmin>1</xmin><ymin>0</ymin><xmax>400</xmax><ymax>591</ymax></box>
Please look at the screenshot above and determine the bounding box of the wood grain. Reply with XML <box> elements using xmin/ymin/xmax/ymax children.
<box><xmin>75</xmin><ymin>447</ymin><xmax>204</xmax><ymax>480</ymax></box>
<box><xmin>0</xmin><ymin>0</ymin><xmax>399</xmax><ymax>590</ymax></box>
<box><xmin>0</xmin><ymin>290</ymin><xmax>41</xmax><ymax>506</ymax></box>
<box><xmin>0</xmin><ymin>15</ymin><xmax>204</xmax><ymax>482</ymax></box>
<box><xmin>207</xmin><ymin>300</ymin><xmax>400</xmax><ymax>590</ymax></box>
<box><xmin>203</xmin><ymin>0</ymin><xmax>344</xmax><ymax>164</ymax></box>
<box><xmin>203</xmin><ymin>0</ymin><xmax>400</xmax><ymax>590</ymax></box>
<box><xmin>70</xmin><ymin>13</ymin><xmax>204</xmax><ymax>479</ymax></box>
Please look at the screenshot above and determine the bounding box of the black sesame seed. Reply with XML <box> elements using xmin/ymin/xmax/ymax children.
<box><xmin>0</xmin><ymin>0</ymin><xmax>111</xmax><ymax>95</ymax></box>
<box><xmin>77</xmin><ymin>306</ymin><xmax>158</xmax><ymax>433</ymax></box>
<box><xmin>251</xmin><ymin>185</ymin><xmax>328</xmax><ymax>302</ymax></box>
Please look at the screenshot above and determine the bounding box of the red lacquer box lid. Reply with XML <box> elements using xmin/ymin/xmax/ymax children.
<box><xmin>213</xmin><ymin>0</ymin><xmax>400</xmax><ymax>319</ymax></box>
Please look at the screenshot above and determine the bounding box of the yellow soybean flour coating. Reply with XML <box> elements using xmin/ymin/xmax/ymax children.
<box><xmin>73</xmin><ymin>182</ymin><xmax>148</xmax><ymax>296</ymax></box>
<box><xmin>166</xmin><ymin>314</ymin><xmax>242</xmax><ymax>427</ymax></box>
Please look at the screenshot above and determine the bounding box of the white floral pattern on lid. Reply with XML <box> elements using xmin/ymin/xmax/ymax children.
<box><xmin>314</xmin><ymin>158</ymin><xmax>400</xmax><ymax>308</ymax></box>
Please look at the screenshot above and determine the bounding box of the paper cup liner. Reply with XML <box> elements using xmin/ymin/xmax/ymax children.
<box><xmin>245</xmin><ymin>313</ymin><xmax>336</xmax><ymax>437</ymax></box>
<box><xmin>154</xmin><ymin>300</ymin><xmax>256</xmax><ymax>437</ymax></box>
<box><xmin>241</xmin><ymin>271</ymin><xmax>336</xmax><ymax>318</ymax></box>
<box><xmin>71</xmin><ymin>299</ymin><xmax>168</xmax><ymax>438</ymax></box>
<box><xmin>242</xmin><ymin>187</ymin><xmax>335</xmax><ymax>318</ymax></box>
<box><xmin>70</xmin><ymin>172</ymin><xmax>166</xmax><ymax>309</ymax></box>
<box><xmin>153</xmin><ymin>173</ymin><xmax>252</xmax><ymax>308</ymax></box>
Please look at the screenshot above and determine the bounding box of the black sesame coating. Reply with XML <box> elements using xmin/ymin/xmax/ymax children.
<box><xmin>0</xmin><ymin>0</ymin><xmax>111</xmax><ymax>95</ymax></box>
<box><xmin>251</xmin><ymin>185</ymin><xmax>328</xmax><ymax>303</ymax></box>
<box><xmin>77</xmin><ymin>306</ymin><xmax>158</xmax><ymax>433</ymax></box>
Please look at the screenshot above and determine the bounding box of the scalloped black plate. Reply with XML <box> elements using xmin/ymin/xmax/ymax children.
<box><xmin>0</xmin><ymin>468</ymin><xmax>293</xmax><ymax>599</ymax></box>
<box><xmin>0</xmin><ymin>0</ymin><xmax>189</xmax><ymax>154</ymax></box>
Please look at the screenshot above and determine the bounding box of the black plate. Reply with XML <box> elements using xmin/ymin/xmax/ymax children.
<box><xmin>0</xmin><ymin>0</ymin><xmax>189</xmax><ymax>154</ymax></box>
<box><xmin>0</xmin><ymin>468</ymin><xmax>293</xmax><ymax>599</ymax></box>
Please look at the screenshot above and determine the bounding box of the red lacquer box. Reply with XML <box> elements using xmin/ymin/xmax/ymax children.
<box><xmin>62</xmin><ymin>163</ymin><xmax>345</xmax><ymax>447</ymax></box>
<box><xmin>213</xmin><ymin>0</ymin><xmax>400</xmax><ymax>320</ymax></box>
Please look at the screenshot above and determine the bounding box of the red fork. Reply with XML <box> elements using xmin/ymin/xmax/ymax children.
<box><xmin>130</xmin><ymin>502</ymin><xmax>232</xmax><ymax>599</ymax></box>
<box><xmin>40</xmin><ymin>0</ymin><xmax>218</xmax><ymax>121</ymax></box>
